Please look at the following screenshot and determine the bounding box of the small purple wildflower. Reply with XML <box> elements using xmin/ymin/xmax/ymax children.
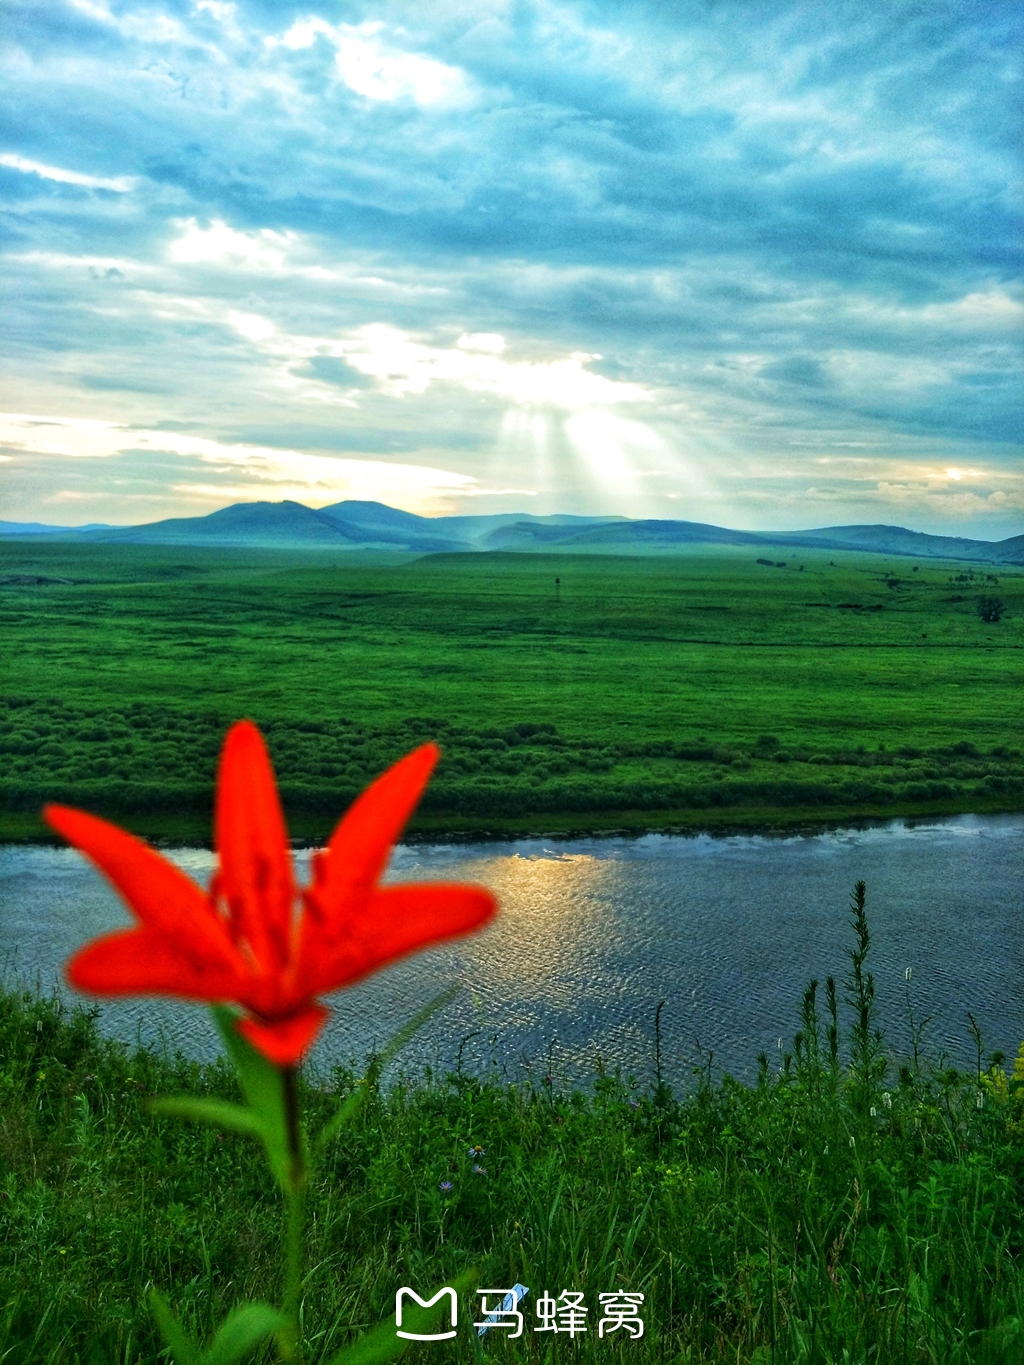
<box><xmin>472</xmin><ymin>1164</ymin><xmax>487</xmax><ymax>1176</ymax></box>
<box><xmin>468</xmin><ymin>1145</ymin><xmax>485</xmax><ymax>1157</ymax></box>
<box><xmin>439</xmin><ymin>1180</ymin><xmax>453</xmax><ymax>1193</ymax></box>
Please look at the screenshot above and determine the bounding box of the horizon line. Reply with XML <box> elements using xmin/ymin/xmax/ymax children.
<box><xmin>2</xmin><ymin>496</ymin><xmax>1022</xmax><ymax>545</ymax></box>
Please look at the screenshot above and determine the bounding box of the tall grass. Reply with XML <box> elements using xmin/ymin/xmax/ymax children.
<box><xmin>1</xmin><ymin>887</ymin><xmax>1022</xmax><ymax>1363</ymax></box>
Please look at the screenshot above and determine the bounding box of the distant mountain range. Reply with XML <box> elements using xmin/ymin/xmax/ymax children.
<box><xmin>2</xmin><ymin>501</ymin><xmax>1023</xmax><ymax>564</ymax></box>
<box><xmin>0</xmin><ymin>520</ymin><xmax>115</xmax><ymax>534</ymax></box>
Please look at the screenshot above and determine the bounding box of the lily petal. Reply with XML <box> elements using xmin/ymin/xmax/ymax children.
<box><xmin>304</xmin><ymin>882</ymin><xmax>496</xmax><ymax>995</ymax></box>
<box><xmin>309</xmin><ymin>744</ymin><xmax>440</xmax><ymax>942</ymax></box>
<box><xmin>51</xmin><ymin>725</ymin><xmax>500</xmax><ymax>1071</ymax></box>
<box><xmin>236</xmin><ymin>1004</ymin><xmax>330</xmax><ymax>1066</ymax></box>
<box><xmin>44</xmin><ymin>804</ymin><xmax>241</xmax><ymax>970</ymax></box>
<box><xmin>215</xmin><ymin>721</ymin><xmax>296</xmax><ymax>973</ymax></box>
<box><xmin>68</xmin><ymin>928</ymin><xmax>245</xmax><ymax>998</ymax></box>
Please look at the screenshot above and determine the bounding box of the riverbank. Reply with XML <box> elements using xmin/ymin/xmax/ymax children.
<box><xmin>1</xmin><ymin>941</ymin><xmax>1022</xmax><ymax>1364</ymax></box>
<box><xmin>3</xmin><ymin>790</ymin><xmax>1022</xmax><ymax>845</ymax></box>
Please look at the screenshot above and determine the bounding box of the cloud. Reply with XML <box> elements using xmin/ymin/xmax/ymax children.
<box><xmin>318</xmin><ymin>326</ymin><xmax>652</xmax><ymax>409</ymax></box>
<box><xmin>0</xmin><ymin>410</ymin><xmax>518</xmax><ymax>514</ymax></box>
<box><xmin>721</xmin><ymin>453</ymin><xmax>1024</xmax><ymax>526</ymax></box>
<box><xmin>163</xmin><ymin>219</ymin><xmax>449</xmax><ymax>292</ymax></box>
<box><xmin>168</xmin><ymin>219</ymin><xmax>297</xmax><ymax>269</ymax></box>
<box><xmin>64</xmin><ymin>0</ymin><xmax>217</xmax><ymax>48</ymax></box>
<box><xmin>457</xmin><ymin>333</ymin><xmax>506</xmax><ymax>355</ymax></box>
<box><xmin>301</xmin><ymin>356</ymin><xmax>373</xmax><ymax>389</ymax></box>
<box><xmin>759</xmin><ymin>356</ymin><xmax>827</xmax><ymax>388</ymax></box>
<box><xmin>0</xmin><ymin>152</ymin><xmax>135</xmax><ymax>192</ymax></box>
<box><xmin>0</xmin><ymin>0</ymin><xmax>1020</xmax><ymax>536</ymax></box>
<box><xmin>207</xmin><ymin>304</ymin><xmax>653</xmax><ymax>408</ymax></box>
<box><xmin>270</xmin><ymin>18</ymin><xmax>472</xmax><ymax>106</ymax></box>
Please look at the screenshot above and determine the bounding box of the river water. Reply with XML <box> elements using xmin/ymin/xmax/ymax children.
<box><xmin>1</xmin><ymin>815</ymin><xmax>1021</xmax><ymax>1088</ymax></box>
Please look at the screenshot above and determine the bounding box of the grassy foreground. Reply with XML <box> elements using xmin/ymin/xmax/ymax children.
<box><xmin>1</xmin><ymin>541</ymin><xmax>1023</xmax><ymax>840</ymax></box>
<box><xmin>2</xmin><ymin>892</ymin><xmax>1023</xmax><ymax>1364</ymax></box>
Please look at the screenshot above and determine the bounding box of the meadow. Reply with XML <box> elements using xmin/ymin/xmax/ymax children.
<box><xmin>1</xmin><ymin>540</ymin><xmax>1022</xmax><ymax>839</ymax></box>
<box><xmin>3</xmin><ymin>545</ymin><xmax>1023</xmax><ymax>1362</ymax></box>
<box><xmin>1</xmin><ymin>892</ymin><xmax>1022</xmax><ymax>1364</ymax></box>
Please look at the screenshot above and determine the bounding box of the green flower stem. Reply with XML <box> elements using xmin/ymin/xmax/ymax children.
<box><xmin>280</xmin><ymin>1065</ymin><xmax>307</xmax><ymax>1363</ymax></box>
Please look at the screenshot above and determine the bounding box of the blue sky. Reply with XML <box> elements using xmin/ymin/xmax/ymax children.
<box><xmin>1</xmin><ymin>0</ymin><xmax>1021</xmax><ymax>535</ymax></box>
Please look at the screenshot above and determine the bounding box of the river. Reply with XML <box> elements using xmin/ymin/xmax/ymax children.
<box><xmin>1</xmin><ymin>814</ymin><xmax>1021</xmax><ymax>1089</ymax></box>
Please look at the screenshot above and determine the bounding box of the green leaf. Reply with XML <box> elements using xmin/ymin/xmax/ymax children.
<box><xmin>149</xmin><ymin>1097</ymin><xmax>262</xmax><ymax>1140</ymax></box>
<box><xmin>202</xmin><ymin>1303</ymin><xmax>287</xmax><ymax>1365</ymax></box>
<box><xmin>211</xmin><ymin>1006</ymin><xmax>294</xmax><ymax>1190</ymax></box>
<box><xmin>312</xmin><ymin>1084</ymin><xmax>367</xmax><ymax>1154</ymax></box>
<box><xmin>149</xmin><ymin>1288</ymin><xmax>201</xmax><ymax>1365</ymax></box>
<box><xmin>376</xmin><ymin>984</ymin><xmax>461</xmax><ymax>1072</ymax></box>
<box><xmin>315</xmin><ymin>986</ymin><xmax>461</xmax><ymax>1155</ymax></box>
<box><xmin>150</xmin><ymin>1291</ymin><xmax>285</xmax><ymax>1365</ymax></box>
<box><xmin>321</xmin><ymin>1270</ymin><xmax>475</xmax><ymax>1365</ymax></box>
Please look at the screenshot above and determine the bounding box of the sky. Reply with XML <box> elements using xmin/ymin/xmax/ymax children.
<box><xmin>1</xmin><ymin>0</ymin><xmax>1021</xmax><ymax>537</ymax></box>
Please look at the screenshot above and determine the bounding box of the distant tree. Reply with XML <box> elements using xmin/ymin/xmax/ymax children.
<box><xmin>977</xmin><ymin>595</ymin><xmax>1005</xmax><ymax>623</ymax></box>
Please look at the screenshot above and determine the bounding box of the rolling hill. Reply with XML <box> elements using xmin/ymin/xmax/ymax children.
<box><xmin>2</xmin><ymin>500</ymin><xmax>1022</xmax><ymax>563</ymax></box>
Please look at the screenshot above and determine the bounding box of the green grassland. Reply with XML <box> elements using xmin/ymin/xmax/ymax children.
<box><xmin>1</xmin><ymin>539</ymin><xmax>1022</xmax><ymax>839</ymax></box>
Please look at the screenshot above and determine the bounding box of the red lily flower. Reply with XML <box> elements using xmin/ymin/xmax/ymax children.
<box><xmin>46</xmin><ymin>721</ymin><xmax>497</xmax><ymax>1065</ymax></box>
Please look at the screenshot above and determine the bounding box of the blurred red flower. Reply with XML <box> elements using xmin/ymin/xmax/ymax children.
<box><xmin>46</xmin><ymin>722</ymin><xmax>496</xmax><ymax>1065</ymax></box>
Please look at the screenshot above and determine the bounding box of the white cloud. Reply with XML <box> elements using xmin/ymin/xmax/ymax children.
<box><xmin>63</xmin><ymin>0</ymin><xmax>116</xmax><ymax>22</ymax></box>
<box><xmin>272</xmin><ymin>16</ymin><xmax>335</xmax><ymax>50</ymax></box>
<box><xmin>164</xmin><ymin>220</ymin><xmax>447</xmax><ymax>292</ymax></box>
<box><xmin>193</xmin><ymin>0</ymin><xmax>244</xmax><ymax>42</ymax></box>
<box><xmin>0</xmin><ymin>411</ymin><xmax>503</xmax><ymax>513</ymax></box>
<box><xmin>222</xmin><ymin>315</ymin><xmax>652</xmax><ymax>410</ymax></box>
<box><xmin>271</xmin><ymin>19</ymin><xmax>471</xmax><ymax>106</ymax></box>
<box><xmin>226</xmin><ymin>310</ymin><xmax>280</xmax><ymax>343</ymax></box>
<box><xmin>848</xmin><ymin>288</ymin><xmax>1024</xmax><ymax>333</ymax></box>
<box><xmin>916</xmin><ymin>290</ymin><xmax>1024</xmax><ymax>331</ymax></box>
<box><xmin>457</xmin><ymin>333</ymin><xmax>507</xmax><ymax>354</ymax></box>
<box><xmin>875</xmin><ymin>481</ymin><xmax>1024</xmax><ymax>517</ymax></box>
<box><xmin>334</xmin><ymin>28</ymin><xmax>468</xmax><ymax>105</ymax></box>
<box><xmin>340</xmin><ymin>327</ymin><xmax>651</xmax><ymax>407</ymax></box>
<box><xmin>0</xmin><ymin>413</ymin><xmax>133</xmax><ymax>458</ymax></box>
<box><xmin>0</xmin><ymin>152</ymin><xmax>135</xmax><ymax>192</ymax></box>
<box><xmin>169</xmin><ymin>219</ymin><xmax>296</xmax><ymax>269</ymax></box>
<box><xmin>65</xmin><ymin>0</ymin><xmax>215</xmax><ymax>47</ymax></box>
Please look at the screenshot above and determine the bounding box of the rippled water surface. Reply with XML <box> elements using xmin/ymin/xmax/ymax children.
<box><xmin>2</xmin><ymin>815</ymin><xmax>1021</xmax><ymax>1087</ymax></box>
